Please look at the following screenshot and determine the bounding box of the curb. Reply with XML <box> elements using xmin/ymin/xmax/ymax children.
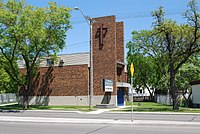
<box><xmin>1</xmin><ymin>109</ymin><xmax>199</xmax><ymax>115</ymax></box>
<box><xmin>0</xmin><ymin>116</ymin><xmax>200</xmax><ymax>126</ymax></box>
<box><xmin>107</xmin><ymin>111</ymin><xmax>200</xmax><ymax>115</ymax></box>
<box><xmin>25</xmin><ymin>109</ymin><xmax>200</xmax><ymax>115</ymax></box>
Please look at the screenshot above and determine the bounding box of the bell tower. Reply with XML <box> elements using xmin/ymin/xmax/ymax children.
<box><xmin>91</xmin><ymin>16</ymin><xmax>126</xmax><ymax>106</ymax></box>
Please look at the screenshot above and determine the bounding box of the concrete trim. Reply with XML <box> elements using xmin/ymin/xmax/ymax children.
<box><xmin>18</xmin><ymin>95</ymin><xmax>117</xmax><ymax>106</ymax></box>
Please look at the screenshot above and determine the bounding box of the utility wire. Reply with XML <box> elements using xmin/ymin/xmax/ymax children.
<box><xmin>71</xmin><ymin>11</ymin><xmax>182</xmax><ymax>25</ymax></box>
<box><xmin>67</xmin><ymin>41</ymin><xmax>89</xmax><ymax>47</ymax></box>
<box><xmin>66</xmin><ymin>38</ymin><xmax>132</xmax><ymax>48</ymax></box>
<box><xmin>67</xmin><ymin>11</ymin><xmax>183</xmax><ymax>48</ymax></box>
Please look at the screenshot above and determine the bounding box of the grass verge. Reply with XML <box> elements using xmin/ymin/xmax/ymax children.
<box><xmin>0</xmin><ymin>104</ymin><xmax>94</xmax><ymax>112</ymax></box>
<box><xmin>114</xmin><ymin>102</ymin><xmax>200</xmax><ymax>113</ymax></box>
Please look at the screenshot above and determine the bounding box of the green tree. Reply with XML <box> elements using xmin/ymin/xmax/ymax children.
<box><xmin>128</xmin><ymin>0</ymin><xmax>200</xmax><ymax>110</ymax></box>
<box><xmin>152</xmin><ymin>1</ymin><xmax>200</xmax><ymax>110</ymax></box>
<box><xmin>0</xmin><ymin>0</ymin><xmax>71</xmax><ymax>108</ymax></box>
<box><xmin>175</xmin><ymin>54</ymin><xmax>200</xmax><ymax>107</ymax></box>
<box><xmin>0</xmin><ymin>68</ymin><xmax>17</xmax><ymax>93</ymax></box>
<box><xmin>126</xmin><ymin>41</ymin><xmax>159</xmax><ymax>100</ymax></box>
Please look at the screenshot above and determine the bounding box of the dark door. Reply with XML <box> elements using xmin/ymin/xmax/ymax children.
<box><xmin>117</xmin><ymin>88</ymin><xmax>124</xmax><ymax>106</ymax></box>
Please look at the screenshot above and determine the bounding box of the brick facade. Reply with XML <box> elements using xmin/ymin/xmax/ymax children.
<box><xmin>92</xmin><ymin>16</ymin><xmax>126</xmax><ymax>97</ymax></box>
<box><xmin>92</xmin><ymin>16</ymin><xmax>117</xmax><ymax>96</ymax></box>
<box><xmin>20</xmin><ymin>65</ymin><xmax>89</xmax><ymax>97</ymax></box>
<box><xmin>116</xmin><ymin>22</ymin><xmax>124</xmax><ymax>63</ymax></box>
<box><xmin>116</xmin><ymin>22</ymin><xmax>126</xmax><ymax>83</ymax></box>
<box><xmin>19</xmin><ymin>15</ymin><xmax>127</xmax><ymax>106</ymax></box>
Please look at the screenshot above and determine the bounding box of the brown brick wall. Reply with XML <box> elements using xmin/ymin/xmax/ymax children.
<box><xmin>20</xmin><ymin>65</ymin><xmax>89</xmax><ymax>96</ymax></box>
<box><xmin>92</xmin><ymin>16</ymin><xmax>117</xmax><ymax>96</ymax></box>
<box><xmin>116</xmin><ymin>22</ymin><xmax>126</xmax><ymax>83</ymax></box>
<box><xmin>116</xmin><ymin>22</ymin><xmax>124</xmax><ymax>63</ymax></box>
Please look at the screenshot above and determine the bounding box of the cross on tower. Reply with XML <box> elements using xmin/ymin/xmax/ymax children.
<box><xmin>95</xmin><ymin>24</ymin><xmax>108</xmax><ymax>50</ymax></box>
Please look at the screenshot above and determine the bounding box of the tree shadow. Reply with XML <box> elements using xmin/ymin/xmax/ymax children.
<box><xmin>19</xmin><ymin>67</ymin><xmax>54</xmax><ymax>106</ymax></box>
<box><xmin>32</xmin><ymin>67</ymin><xmax>54</xmax><ymax>105</ymax></box>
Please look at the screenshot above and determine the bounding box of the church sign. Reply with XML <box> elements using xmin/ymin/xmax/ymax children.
<box><xmin>103</xmin><ymin>79</ymin><xmax>113</xmax><ymax>92</ymax></box>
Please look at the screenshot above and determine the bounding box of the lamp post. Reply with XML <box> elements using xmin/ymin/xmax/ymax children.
<box><xmin>74</xmin><ymin>7</ymin><xmax>93</xmax><ymax>110</ymax></box>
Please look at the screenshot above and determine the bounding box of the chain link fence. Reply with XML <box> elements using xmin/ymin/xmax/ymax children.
<box><xmin>154</xmin><ymin>94</ymin><xmax>172</xmax><ymax>105</ymax></box>
<box><xmin>0</xmin><ymin>94</ymin><xmax>17</xmax><ymax>104</ymax></box>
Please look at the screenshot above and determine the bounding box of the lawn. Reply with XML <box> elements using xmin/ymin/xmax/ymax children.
<box><xmin>116</xmin><ymin>102</ymin><xmax>200</xmax><ymax>113</ymax></box>
<box><xmin>0</xmin><ymin>104</ymin><xmax>94</xmax><ymax>112</ymax></box>
<box><xmin>1</xmin><ymin>102</ymin><xmax>200</xmax><ymax>113</ymax></box>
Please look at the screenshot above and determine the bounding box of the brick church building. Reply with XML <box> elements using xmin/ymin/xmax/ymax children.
<box><xmin>19</xmin><ymin>15</ymin><xmax>130</xmax><ymax>106</ymax></box>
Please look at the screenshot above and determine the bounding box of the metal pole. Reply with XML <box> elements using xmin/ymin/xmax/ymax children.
<box><xmin>89</xmin><ymin>21</ymin><xmax>93</xmax><ymax>110</ymax></box>
<box><xmin>74</xmin><ymin>7</ymin><xmax>93</xmax><ymax>110</ymax></box>
<box><xmin>131</xmin><ymin>77</ymin><xmax>133</xmax><ymax>121</ymax></box>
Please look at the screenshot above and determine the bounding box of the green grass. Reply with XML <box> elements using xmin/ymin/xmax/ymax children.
<box><xmin>1</xmin><ymin>102</ymin><xmax>200</xmax><ymax>113</ymax></box>
<box><xmin>0</xmin><ymin>104</ymin><xmax>23</xmax><ymax>110</ymax></box>
<box><xmin>115</xmin><ymin>102</ymin><xmax>200</xmax><ymax>113</ymax></box>
<box><xmin>0</xmin><ymin>104</ymin><xmax>94</xmax><ymax>112</ymax></box>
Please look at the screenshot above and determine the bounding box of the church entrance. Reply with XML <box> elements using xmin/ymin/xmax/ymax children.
<box><xmin>117</xmin><ymin>88</ymin><xmax>124</xmax><ymax>106</ymax></box>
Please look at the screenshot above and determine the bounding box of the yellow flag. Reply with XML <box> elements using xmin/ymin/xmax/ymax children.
<box><xmin>130</xmin><ymin>63</ymin><xmax>134</xmax><ymax>77</ymax></box>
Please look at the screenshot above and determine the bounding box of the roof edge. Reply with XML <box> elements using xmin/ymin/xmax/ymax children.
<box><xmin>190</xmin><ymin>80</ymin><xmax>200</xmax><ymax>85</ymax></box>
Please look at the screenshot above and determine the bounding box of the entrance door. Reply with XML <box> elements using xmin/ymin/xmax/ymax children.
<box><xmin>117</xmin><ymin>88</ymin><xmax>124</xmax><ymax>106</ymax></box>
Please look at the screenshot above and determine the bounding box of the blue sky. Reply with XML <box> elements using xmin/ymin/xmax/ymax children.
<box><xmin>25</xmin><ymin>0</ymin><xmax>199</xmax><ymax>55</ymax></box>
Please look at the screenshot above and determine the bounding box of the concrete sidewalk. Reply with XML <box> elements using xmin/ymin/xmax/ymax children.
<box><xmin>84</xmin><ymin>106</ymin><xmax>129</xmax><ymax>114</ymax></box>
<box><xmin>82</xmin><ymin>105</ymin><xmax>200</xmax><ymax>115</ymax></box>
<box><xmin>0</xmin><ymin>102</ymin><xmax>18</xmax><ymax>106</ymax></box>
<box><xmin>0</xmin><ymin>115</ymin><xmax>200</xmax><ymax>126</ymax></box>
<box><xmin>1</xmin><ymin>104</ymin><xmax>200</xmax><ymax>115</ymax></box>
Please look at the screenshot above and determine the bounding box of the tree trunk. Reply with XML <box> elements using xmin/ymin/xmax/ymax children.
<box><xmin>23</xmin><ymin>85</ymin><xmax>29</xmax><ymax>109</ymax></box>
<box><xmin>23</xmin><ymin>66</ymin><xmax>33</xmax><ymax>109</ymax></box>
<box><xmin>24</xmin><ymin>98</ymin><xmax>28</xmax><ymax>109</ymax></box>
<box><xmin>169</xmin><ymin>61</ymin><xmax>179</xmax><ymax>110</ymax></box>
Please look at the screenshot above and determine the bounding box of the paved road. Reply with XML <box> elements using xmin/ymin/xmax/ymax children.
<box><xmin>0</xmin><ymin>121</ymin><xmax>200</xmax><ymax>134</ymax></box>
<box><xmin>0</xmin><ymin>110</ymin><xmax>200</xmax><ymax>122</ymax></box>
<box><xmin>0</xmin><ymin>110</ymin><xmax>200</xmax><ymax>134</ymax></box>
<box><xmin>1</xmin><ymin>102</ymin><xmax>200</xmax><ymax>133</ymax></box>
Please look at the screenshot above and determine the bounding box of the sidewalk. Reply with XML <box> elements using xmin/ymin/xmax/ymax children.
<box><xmin>0</xmin><ymin>115</ymin><xmax>200</xmax><ymax>126</ymax></box>
<box><xmin>23</xmin><ymin>107</ymin><xmax>125</xmax><ymax>114</ymax></box>
<box><xmin>0</xmin><ymin>102</ymin><xmax>18</xmax><ymax>106</ymax></box>
<box><xmin>85</xmin><ymin>106</ymin><xmax>200</xmax><ymax>115</ymax></box>
<box><xmin>84</xmin><ymin>106</ymin><xmax>129</xmax><ymax>114</ymax></box>
<box><xmin>1</xmin><ymin>104</ymin><xmax>200</xmax><ymax>115</ymax></box>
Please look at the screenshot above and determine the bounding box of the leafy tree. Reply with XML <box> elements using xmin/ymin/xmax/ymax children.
<box><xmin>128</xmin><ymin>0</ymin><xmax>200</xmax><ymax>110</ymax></box>
<box><xmin>127</xmin><ymin>41</ymin><xmax>158</xmax><ymax>100</ymax></box>
<box><xmin>0</xmin><ymin>0</ymin><xmax>71</xmax><ymax>108</ymax></box>
<box><xmin>152</xmin><ymin>1</ymin><xmax>200</xmax><ymax>110</ymax></box>
<box><xmin>175</xmin><ymin>54</ymin><xmax>200</xmax><ymax>107</ymax></box>
<box><xmin>0</xmin><ymin>68</ymin><xmax>17</xmax><ymax>93</ymax></box>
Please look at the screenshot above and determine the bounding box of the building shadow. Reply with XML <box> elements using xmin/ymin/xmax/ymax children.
<box><xmin>101</xmin><ymin>92</ymin><xmax>111</xmax><ymax>104</ymax></box>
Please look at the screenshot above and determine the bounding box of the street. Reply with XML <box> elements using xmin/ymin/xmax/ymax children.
<box><xmin>0</xmin><ymin>121</ymin><xmax>200</xmax><ymax>134</ymax></box>
<box><xmin>0</xmin><ymin>110</ymin><xmax>200</xmax><ymax>122</ymax></box>
<box><xmin>0</xmin><ymin>110</ymin><xmax>200</xmax><ymax>133</ymax></box>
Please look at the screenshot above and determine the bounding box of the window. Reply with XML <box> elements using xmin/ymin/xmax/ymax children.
<box><xmin>59</xmin><ymin>59</ymin><xmax>64</xmax><ymax>67</ymax></box>
<box><xmin>46</xmin><ymin>59</ymin><xmax>54</xmax><ymax>66</ymax></box>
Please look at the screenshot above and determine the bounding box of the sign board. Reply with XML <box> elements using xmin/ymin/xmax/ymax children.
<box><xmin>130</xmin><ymin>63</ymin><xmax>134</xmax><ymax>77</ymax></box>
<box><xmin>103</xmin><ymin>79</ymin><xmax>113</xmax><ymax>92</ymax></box>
